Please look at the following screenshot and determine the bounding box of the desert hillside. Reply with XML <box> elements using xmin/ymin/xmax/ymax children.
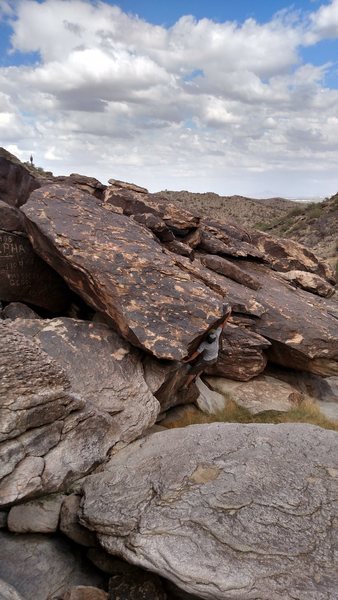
<box><xmin>153</xmin><ymin>189</ymin><xmax>305</xmax><ymax>229</ymax></box>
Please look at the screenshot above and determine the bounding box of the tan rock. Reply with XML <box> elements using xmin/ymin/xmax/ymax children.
<box><xmin>206</xmin><ymin>374</ymin><xmax>304</xmax><ymax>414</ymax></box>
<box><xmin>8</xmin><ymin>495</ymin><xmax>64</xmax><ymax>533</ymax></box>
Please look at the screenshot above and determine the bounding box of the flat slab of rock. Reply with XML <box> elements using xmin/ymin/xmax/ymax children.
<box><xmin>0</xmin><ymin>230</ymin><xmax>70</xmax><ymax>311</ymax></box>
<box><xmin>0</xmin><ymin>532</ymin><xmax>105</xmax><ymax>600</ymax></box>
<box><xmin>81</xmin><ymin>423</ymin><xmax>338</xmax><ymax>600</ymax></box>
<box><xmin>22</xmin><ymin>185</ymin><xmax>224</xmax><ymax>359</ymax></box>
<box><xmin>206</xmin><ymin>374</ymin><xmax>304</xmax><ymax>414</ymax></box>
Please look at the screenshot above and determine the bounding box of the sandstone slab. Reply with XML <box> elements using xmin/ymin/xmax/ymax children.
<box><xmin>22</xmin><ymin>185</ymin><xmax>224</xmax><ymax>360</ymax></box>
<box><xmin>81</xmin><ymin>423</ymin><xmax>338</xmax><ymax>600</ymax></box>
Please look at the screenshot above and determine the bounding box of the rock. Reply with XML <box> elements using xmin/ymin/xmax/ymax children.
<box><xmin>206</xmin><ymin>374</ymin><xmax>304</xmax><ymax>414</ymax></box>
<box><xmin>60</xmin><ymin>495</ymin><xmax>97</xmax><ymax>547</ymax></box>
<box><xmin>207</xmin><ymin>323</ymin><xmax>269</xmax><ymax>381</ymax></box>
<box><xmin>0</xmin><ymin>148</ymin><xmax>40</xmax><ymax>208</ymax></box>
<box><xmin>220</xmin><ymin>261</ymin><xmax>338</xmax><ymax>376</ymax></box>
<box><xmin>105</xmin><ymin>185</ymin><xmax>200</xmax><ymax>233</ymax></box>
<box><xmin>108</xmin><ymin>568</ymin><xmax>167</xmax><ymax>600</ymax></box>
<box><xmin>53</xmin><ymin>174</ymin><xmax>106</xmax><ymax>199</ymax></box>
<box><xmin>108</xmin><ymin>178</ymin><xmax>148</xmax><ymax>194</ymax></box>
<box><xmin>0</xmin><ymin>512</ymin><xmax>7</xmax><ymax>528</ymax></box>
<box><xmin>80</xmin><ymin>423</ymin><xmax>338</xmax><ymax>600</ymax></box>
<box><xmin>9</xmin><ymin>317</ymin><xmax>160</xmax><ymax>445</ymax></box>
<box><xmin>22</xmin><ymin>184</ymin><xmax>224</xmax><ymax>360</ymax></box>
<box><xmin>1</xmin><ymin>302</ymin><xmax>40</xmax><ymax>320</ymax></box>
<box><xmin>0</xmin><ymin>201</ymin><xmax>24</xmax><ymax>232</ymax></box>
<box><xmin>0</xmin><ymin>322</ymin><xmax>118</xmax><ymax>507</ymax></box>
<box><xmin>200</xmin><ymin>254</ymin><xmax>261</xmax><ymax>290</ymax></box>
<box><xmin>132</xmin><ymin>212</ymin><xmax>174</xmax><ymax>242</ymax></box>
<box><xmin>7</xmin><ymin>494</ymin><xmax>64</xmax><ymax>533</ymax></box>
<box><xmin>0</xmin><ymin>321</ymin><xmax>82</xmax><ymax>443</ymax></box>
<box><xmin>316</xmin><ymin>402</ymin><xmax>338</xmax><ymax>421</ymax></box>
<box><xmin>279</xmin><ymin>269</ymin><xmax>335</xmax><ymax>297</ymax></box>
<box><xmin>249</xmin><ymin>229</ymin><xmax>335</xmax><ymax>283</ymax></box>
<box><xmin>0</xmin><ymin>532</ymin><xmax>106</xmax><ymax>600</ymax></box>
<box><xmin>0</xmin><ymin>230</ymin><xmax>71</xmax><ymax>312</ymax></box>
<box><xmin>195</xmin><ymin>378</ymin><xmax>226</xmax><ymax>414</ymax></box>
<box><xmin>62</xmin><ymin>586</ymin><xmax>108</xmax><ymax>600</ymax></box>
<box><xmin>266</xmin><ymin>367</ymin><xmax>338</xmax><ymax>403</ymax></box>
<box><xmin>0</xmin><ymin>580</ymin><xmax>26</xmax><ymax>600</ymax></box>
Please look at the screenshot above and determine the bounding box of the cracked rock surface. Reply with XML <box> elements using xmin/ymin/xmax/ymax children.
<box><xmin>81</xmin><ymin>423</ymin><xmax>338</xmax><ymax>600</ymax></box>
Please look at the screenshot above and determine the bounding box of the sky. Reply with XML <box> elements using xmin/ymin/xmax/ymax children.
<box><xmin>1</xmin><ymin>1</ymin><xmax>338</xmax><ymax>198</ymax></box>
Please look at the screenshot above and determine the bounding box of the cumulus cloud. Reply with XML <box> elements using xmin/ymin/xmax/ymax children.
<box><xmin>1</xmin><ymin>0</ymin><xmax>338</xmax><ymax>196</ymax></box>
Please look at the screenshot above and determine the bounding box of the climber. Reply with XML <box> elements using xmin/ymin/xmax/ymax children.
<box><xmin>182</xmin><ymin>302</ymin><xmax>232</xmax><ymax>389</ymax></box>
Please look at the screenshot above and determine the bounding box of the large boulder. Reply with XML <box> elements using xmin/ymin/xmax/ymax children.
<box><xmin>21</xmin><ymin>184</ymin><xmax>224</xmax><ymax>359</ymax></box>
<box><xmin>81</xmin><ymin>423</ymin><xmax>338</xmax><ymax>600</ymax></box>
<box><xmin>0</xmin><ymin>230</ymin><xmax>71</xmax><ymax>312</ymax></box>
<box><xmin>0</xmin><ymin>322</ymin><xmax>116</xmax><ymax>507</ymax></box>
<box><xmin>0</xmin><ymin>532</ymin><xmax>106</xmax><ymax>600</ymax></box>
<box><xmin>0</xmin><ymin>201</ymin><xmax>24</xmax><ymax>232</ymax></box>
<box><xmin>206</xmin><ymin>374</ymin><xmax>304</xmax><ymax>414</ymax></box>
<box><xmin>9</xmin><ymin>318</ymin><xmax>160</xmax><ymax>444</ymax></box>
<box><xmin>0</xmin><ymin>148</ymin><xmax>40</xmax><ymax>208</ymax></box>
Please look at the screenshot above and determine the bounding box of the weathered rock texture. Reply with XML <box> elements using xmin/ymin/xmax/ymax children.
<box><xmin>81</xmin><ymin>423</ymin><xmax>338</xmax><ymax>600</ymax></box>
<box><xmin>22</xmin><ymin>185</ymin><xmax>224</xmax><ymax>360</ymax></box>
<box><xmin>206</xmin><ymin>374</ymin><xmax>304</xmax><ymax>414</ymax></box>
<box><xmin>8</xmin><ymin>494</ymin><xmax>64</xmax><ymax>533</ymax></box>
<box><xmin>0</xmin><ymin>148</ymin><xmax>40</xmax><ymax>207</ymax></box>
<box><xmin>17</xmin><ymin>179</ymin><xmax>338</xmax><ymax>380</ymax></box>
<box><xmin>0</xmin><ymin>230</ymin><xmax>70</xmax><ymax>312</ymax></box>
<box><xmin>0</xmin><ymin>201</ymin><xmax>24</xmax><ymax>232</ymax></box>
<box><xmin>0</xmin><ymin>322</ymin><xmax>116</xmax><ymax>507</ymax></box>
<box><xmin>9</xmin><ymin>317</ymin><xmax>159</xmax><ymax>443</ymax></box>
<box><xmin>62</xmin><ymin>586</ymin><xmax>108</xmax><ymax>600</ymax></box>
<box><xmin>0</xmin><ymin>579</ymin><xmax>25</xmax><ymax>600</ymax></box>
<box><xmin>0</xmin><ymin>532</ymin><xmax>105</xmax><ymax>600</ymax></box>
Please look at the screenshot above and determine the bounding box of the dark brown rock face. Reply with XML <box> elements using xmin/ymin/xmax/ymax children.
<box><xmin>0</xmin><ymin>148</ymin><xmax>40</xmax><ymax>207</ymax></box>
<box><xmin>105</xmin><ymin>185</ymin><xmax>200</xmax><ymax>233</ymax></box>
<box><xmin>53</xmin><ymin>174</ymin><xmax>106</xmax><ymax>199</ymax></box>
<box><xmin>22</xmin><ymin>185</ymin><xmax>224</xmax><ymax>360</ymax></box>
<box><xmin>0</xmin><ymin>230</ymin><xmax>71</xmax><ymax>312</ymax></box>
<box><xmin>206</xmin><ymin>324</ymin><xmax>269</xmax><ymax>381</ymax></box>
<box><xmin>0</xmin><ymin>201</ymin><xmax>24</xmax><ymax>232</ymax></box>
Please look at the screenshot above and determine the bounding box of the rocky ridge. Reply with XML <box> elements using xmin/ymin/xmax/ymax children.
<box><xmin>0</xmin><ymin>148</ymin><xmax>338</xmax><ymax>600</ymax></box>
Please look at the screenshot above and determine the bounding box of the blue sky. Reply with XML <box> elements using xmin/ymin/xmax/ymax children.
<box><xmin>1</xmin><ymin>0</ymin><xmax>338</xmax><ymax>198</ymax></box>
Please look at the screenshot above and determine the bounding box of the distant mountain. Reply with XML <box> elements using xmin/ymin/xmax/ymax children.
<box><xmin>153</xmin><ymin>190</ymin><xmax>305</xmax><ymax>230</ymax></box>
<box><xmin>262</xmin><ymin>193</ymin><xmax>338</xmax><ymax>270</ymax></box>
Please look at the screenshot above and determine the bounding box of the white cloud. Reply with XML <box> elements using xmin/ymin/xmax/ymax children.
<box><xmin>1</xmin><ymin>0</ymin><xmax>338</xmax><ymax>197</ymax></box>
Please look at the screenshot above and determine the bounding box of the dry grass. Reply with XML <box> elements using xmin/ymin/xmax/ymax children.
<box><xmin>164</xmin><ymin>398</ymin><xmax>338</xmax><ymax>432</ymax></box>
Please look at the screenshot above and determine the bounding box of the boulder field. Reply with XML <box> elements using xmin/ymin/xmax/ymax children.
<box><xmin>0</xmin><ymin>148</ymin><xmax>338</xmax><ymax>599</ymax></box>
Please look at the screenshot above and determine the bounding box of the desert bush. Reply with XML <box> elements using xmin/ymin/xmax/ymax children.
<box><xmin>164</xmin><ymin>398</ymin><xmax>338</xmax><ymax>432</ymax></box>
